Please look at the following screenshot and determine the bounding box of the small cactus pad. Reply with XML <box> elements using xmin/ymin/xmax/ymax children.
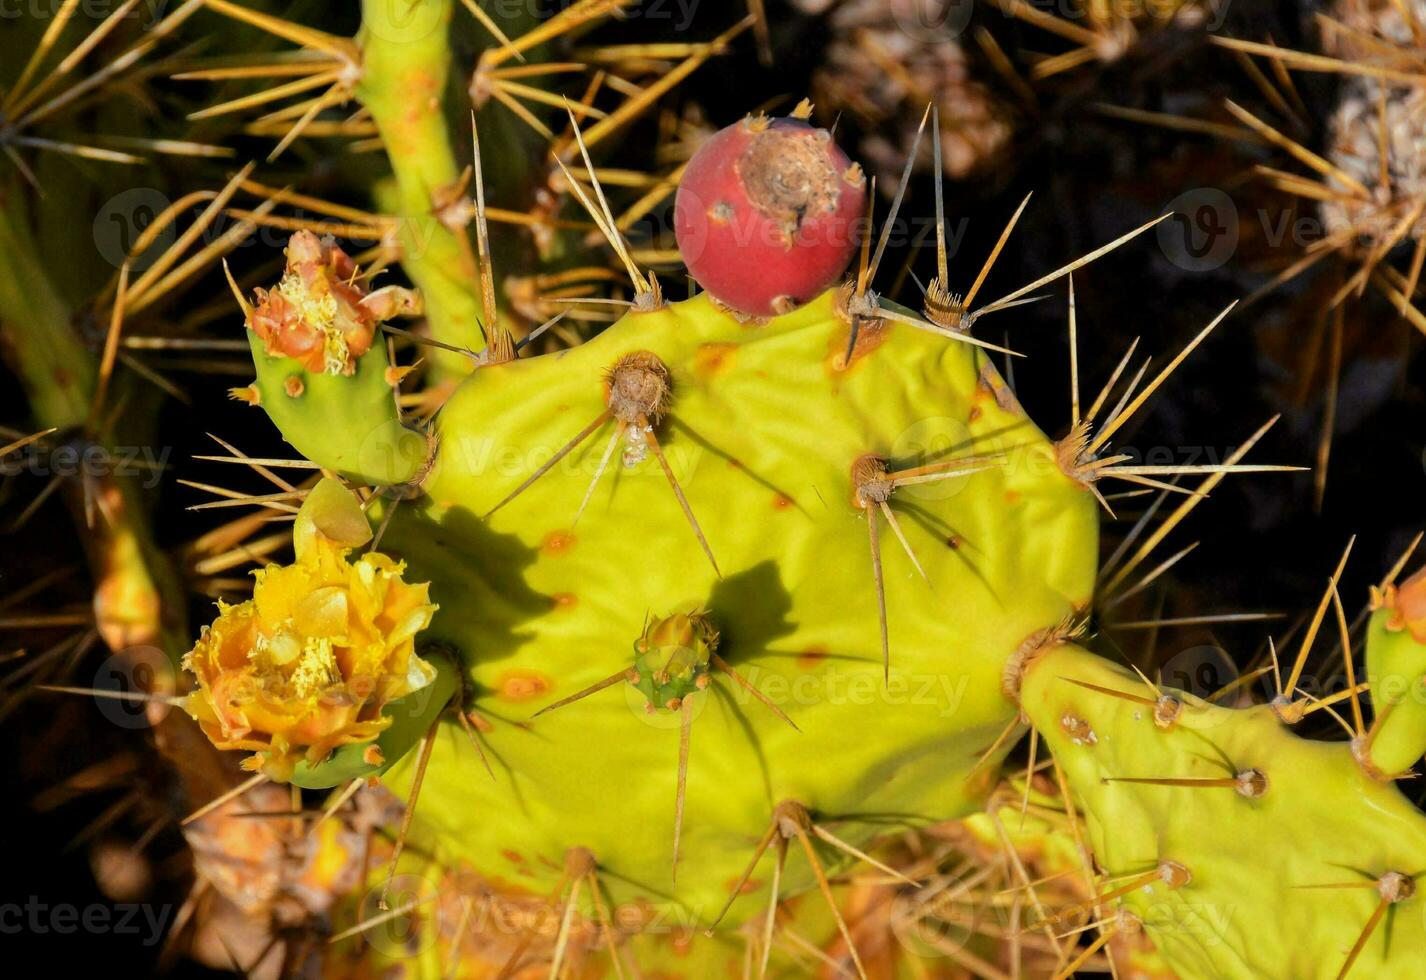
<box><xmin>1361</xmin><ymin>569</ymin><xmax>1426</xmax><ymax>778</ymax></box>
<box><xmin>240</xmin><ymin>233</ymin><xmax>429</xmax><ymax>486</ymax></box>
<box><xmin>1022</xmin><ymin>642</ymin><xmax>1426</xmax><ymax>979</ymax></box>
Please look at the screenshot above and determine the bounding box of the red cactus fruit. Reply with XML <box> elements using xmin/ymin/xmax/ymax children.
<box><xmin>674</xmin><ymin>115</ymin><xmax>867</xmax><ymax>317</ymax></box>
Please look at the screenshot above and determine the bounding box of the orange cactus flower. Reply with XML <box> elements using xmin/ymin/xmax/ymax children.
<box><xmin>182</xmin><ymin>479</ymin><xmax>438</xmax><ymax>781</ymax></box>
<box><xmin>247</xmin><ymin>231</ymin><xmax>396</xmax><ymax>376</ymax></box>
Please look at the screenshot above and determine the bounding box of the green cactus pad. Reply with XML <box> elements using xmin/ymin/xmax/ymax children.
<box><xmin>1023</xmin><ymin>642</ymin><xmax>1426</xmax><ymax>980</ymax></box>
<box><xmin>1363</xmin><ymin>605</ymin><xmax>1426</xmax><ymax>779</ymax></box>
<box><xmin>246</xmin><ymin>329</ymin><xmax>428</xmax><ymax>487</ymax></box>
<box><xmin>366</xmin><ymin>287</ymin><xmax>1097</xmax><ymax>930</ymax></box>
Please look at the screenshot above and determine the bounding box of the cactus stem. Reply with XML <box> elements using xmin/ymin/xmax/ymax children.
<box><xmin>180</xmin><ymin>771</ymin><xmax>269</xmax><ymax>827</ymax></box>
<box><xmin>356</xmin><ymin>0</ymin><xmax>487</xmax><ymax>363</ymax></box>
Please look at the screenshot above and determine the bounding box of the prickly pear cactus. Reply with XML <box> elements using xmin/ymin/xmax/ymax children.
<box><xmin>370</xmin><ymin>283</ymin><xmax>1097</xmax><ymax>925</ymax></box>
<box><xmin>1023</xmin><ymin>642</ymin><xmax>1426</xmax><ymax>979</ymax></box>
<box><xmin>11</xmin><ymin>0</ymin><xmax>1426</xmax><ymax>976</ymax></box>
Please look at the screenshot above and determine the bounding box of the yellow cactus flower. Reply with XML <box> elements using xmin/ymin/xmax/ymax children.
<box><xmin>182</xmin><ymin>479</ymin><xmax>438</xmax><ymax>782</ymax></box>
